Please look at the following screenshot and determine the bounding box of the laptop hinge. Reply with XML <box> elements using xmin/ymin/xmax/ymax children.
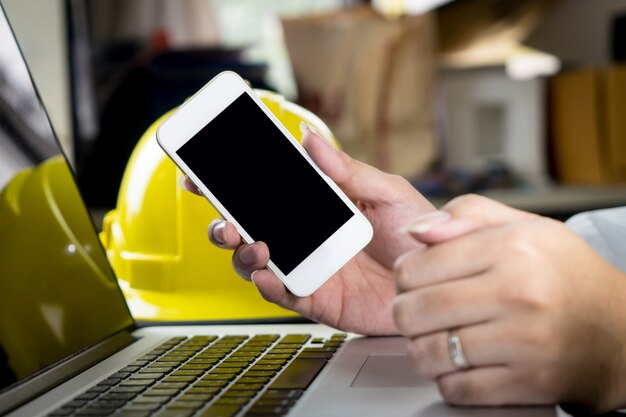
<box><xmin>0</xmin><ymin>330</ymin><xmax>135</xmax><ymax>415</ymax></box>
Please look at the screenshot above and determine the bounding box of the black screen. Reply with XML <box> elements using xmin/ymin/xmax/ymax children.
<box><xmin>177</xmin><ymin>92</ymin><xmax>354</xmax><ymax>274</ymax></box>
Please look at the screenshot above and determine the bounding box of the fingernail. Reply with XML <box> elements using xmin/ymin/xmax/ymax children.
<box><xmin>300</xmin><ymin>121</ymin><xmax>335</xmax><ymax>150</ymax></box>
<box><xmin>178</xmin><ymin>176</ymin><xmax>187</xmax><ymax>189</ymax></box>
<box><xmin>212</xmin><ymin>221</ymin><xmax>226</xmax><ymax>244</ymax></box>
<box><xmin>401</xmin><ymin>211</ymin><xmax>451</xmax><ymax>234</ymax></box>
<box><xmin>239</xmin><ymin>245</ymin><xmax>257</xmax><ymax>266</ymax></box>
<box><xmin>250</xmin><ymin>270</ymin><xmax>259</xmax><ymax>283</ymax></box>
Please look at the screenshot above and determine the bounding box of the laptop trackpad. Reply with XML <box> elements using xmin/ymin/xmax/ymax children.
<box><xmin>351</xmin><ymin>354</ymin><xmax>428</xmax><ymax>387</ymax></box>
<box><xmin>293</xmin><ymin>337</ymin><xmax>557</xmax><ymax>417</ymax></box>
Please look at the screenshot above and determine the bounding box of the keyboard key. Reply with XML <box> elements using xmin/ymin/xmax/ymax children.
<box><xmin>256</xmin><ymin>359</ymin><xmax>287</xmax><ymax>366</ymax></box>
<box><xmin>214</xmin><ymin>397</ymin><xmax>250</xmax><ymax>406</ymax></box>
<box><xmin>133</xmin><ymin>395</ymin><xmax>171</xmax><ymax>403</ymax></box>
<box><xmin>225</xmin><ymin>356</ymin><xmax>255</xmax><ymax>363</ymax></box>
<box><xmin>221</xmin><ymin>335</ymin><xmax>248</xmax><ymax>341</ymax></box>
<box><xmin>297</xmin><ymin>351</ymin><xmax>333</xmax><ymax>360</ymax></box>
<box><xmin>202</xmin><ymin>373</ymin><xmax>238</xmax><ymax>381</ymax></box>
<box><xmin>302</xmin><ymin>347</ymin><xmax>336</xmax><ymax>353</ymax></box>
<box><xmin>220</xmin><ymin>389</ymin><xmax>257</xmax><ymax>398</ymax></box>
<box><xmin>101</xmin><ymin>392</ymin><xmax>137</xmax><ymax>401</ymax></box>
<box><xmin>144</xmin><ymin>388</ymin><xmax>180</xmax><ymax>396</ymax></box>
<box><xmin>179</xmin><ymin>364</ymin><xmax>213</xmax><ymax>370</ymax></box>
<box><xmin>229</xmin><ymin>383</ymin><xmax>264</xmax><ymax>391</ymax></box>
<box><xmin>108</xmin><ymin>372</ymin><xmax>131</xmax><ymax>379</ymax></box>
<box><xmin>243</xmin><ymin>371</ymin><xmax>276</xmax><ymax>379</ymax></box>
<box><xmin>277</xmin><ymin>334</ymin><xmax>310</xmax><ymax>344</ymax></box>
<box><xmin>246</xmin><ymin>405</ymin><xmax>289</xmax><ymax>415</ymax></box>
<box><xmin>129</xmin><ymin>373</ymin><xmax>165</xmax><ymax>380</ymax></box>
<box><xmin>237</xmin><ymin>376</ymin><xmax>271</xmax><ymax>385</ymax></box>
<box><xmin>196</xmin><ymin>353</ymin><xmax>227</xmax><ymax>359</ymax></box>
<box><xmin>219</xmin><ymin>361</ymin><xmax>251</xmax><ymax>368</ymax></box>
<box><xmin>123</xmin><ymin>402</ymin><xmax>162</xmax><ymax>411</ymax></box>
<box><xmin>171</xmin><ymin>370</ymin><xmax>204</xmax><ymax>377</ymax></box>
<box><xmin>76</xmin><ymin>406</ymin><xmax>115</xmax><ymax>416</ymax></box>
<box><xmin>75</xmin><ymin>392</ymin><xmax>99</xmax><ymax>401</ymax></box>
<box><xmin>86</xmin><ymin>385</ymin><xmax>110</xmax><ymax>394</ymax></box>
<box><xmin>236</xmin><ymin>347</ymin><xmax>264</xmax><ymax>353</ymax></box>
<box><xmin>139</xmin><ymin>366</ymin><xmax>173</xmax><ymax>373</ymax></box>
<box><xmin>196</xmin><ymin>404</ymin><xmax>241</xmax><ymax>417</ymax></box>
<box><xmin>260</xmin><ymin>354</ymin><xmax>291</xmax><ymax>360</ymax></box>
<box><xmin>212</xmin><ymin>367</ymin><xmax>244</xmax><ymax>374</ymax></box>
<box><xmin>269</xmin><ymin>358</ymin><xmax>326</xmax><ymax>390</ymax></box>
<box><xmin>254</xmin><ymin>398</ymin><xmax>295</xmax><ymax>407</ymax></box>
<box><xmin>110</xmin><ymin>386</ymin><xmax>146</xmax><ymax>394</ymax></box>
<box><xmin>120</xmin><ymin>379</ymin><xmax>155</xmax><ymax>387</ymax></box>
<box><xmin>268</xmin><ymin>349</ymin><xmax>297</xmax><ymax>355</ymax></box>
<box><xmin>61</xmin><ymin>399</ymin><xmax>87</xmax><ymax>408</ymax></box>
<box><xmin>154</xmin><ymin>361</ymin><xmax>182</xmax><ymax>367</ymax></box>
<box><xmin>153</xmin><ymin>382</ymin><xmax>188</xmax><ymax>390</ymax></box>
<box><xmin>177</xmin><ymin>393</ymin><xmax>214</xmax><ymax>402</ymax></box>
<box><xmin>94</xmin><ymin>399</ymin><xmax>126</xmax><ymax>408</ymax></box>
<box><xmin>190</xmin><ymin>335</ymin><xmax>218</xmax><ymax>342</ymax></box>
<box><xmin>261</xmin><ymin>389</ymin><xmax>303</xmax><ymax>399</ymax></box>
<box><xmin>116</xmin><ymin>411</ymin><xmax>152</xmax><ymax>417</ymax></box>
<box><xmin>273</xmin><ymin>343</ymin><xmax>302</xmax><ymax>349</ymax></box>
<box><xmin>187</xmin><ymin>387</ymin><xmax>222</xmax><ymax>395</ymax></box>
<box><xmin>157</xmin><ymin>409</ymin><xmax>195</xmax><ymax>417</ymax></box>
<box><xmin>168</xmin><ymin>400</ymin><xmax>205</xmax><ymax>409</ymax></box>
<box><xmin>188</xmin><ymin>359</ymin><xmax>218</xmax><ymax>365</ymax></box>
<box><xmin>162</xmin><ymin>376</ymin><xmax>196</xmax><ymax>383</ymax></box>
<box><xmin>249</xmin><ymin>364</ymin><xmax>282</xmax><ymax>372</ymax></box>
<box><xmin>194</xmin><ymin>380</ymin><xmax>229</xmax><ymax>388</ymax></box>
<box><xmin>98</xmin><ymin>378</ymin><xmax>121</xmax><ymax>386</ymax></box>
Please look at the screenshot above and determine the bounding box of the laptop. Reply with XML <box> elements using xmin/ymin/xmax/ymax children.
<box><xmin>0</xmin><ymin>4</ymin><xmax>558</xmax><ymax>417</ymax></box>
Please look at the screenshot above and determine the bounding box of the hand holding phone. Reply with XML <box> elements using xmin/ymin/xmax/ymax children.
<box><xmin>157</xmin><ymin>71</ymin><xmax>372</xmax><ymax>296</ymax></box>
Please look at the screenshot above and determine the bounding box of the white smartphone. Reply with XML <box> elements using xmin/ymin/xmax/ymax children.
<box><xmin>156</xmin><ymin>71</ymin><xmax>373</xmax><ymax>296</ymax></box>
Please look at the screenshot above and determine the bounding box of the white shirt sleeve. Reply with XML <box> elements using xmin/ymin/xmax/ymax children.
<box><xmin>566</xmin><ymin>207</ymin><xmax>626</xmax><ymax>273</ymax></box>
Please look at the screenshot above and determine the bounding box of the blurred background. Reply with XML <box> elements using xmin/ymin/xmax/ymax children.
<box><xmin>4</xmin><ymin>0</ymin><xmax>626</xmax><ymax>221</ymax></box>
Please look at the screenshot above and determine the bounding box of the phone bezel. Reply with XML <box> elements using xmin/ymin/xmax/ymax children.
<box><xmin>156</xmin><ymin>71</ymin><xmax>372</xmax><ymax>296</ymax></box>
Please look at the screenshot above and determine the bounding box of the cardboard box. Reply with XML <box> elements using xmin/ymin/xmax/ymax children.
<box><xmin>549</xmin><ymin>66</ymin><xmax>626</xmax><ymax>184</ymax></box>
<box><xmin>282</xmin><ymin>6</ymin><xmax>437</xmax><ymax>180</ymax></box>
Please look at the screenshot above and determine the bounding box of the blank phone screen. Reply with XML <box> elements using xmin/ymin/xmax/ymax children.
<box><xmin>177</xmin><ymin>92</ymin><xmax>354</xmax><ymax>274</ymax></box>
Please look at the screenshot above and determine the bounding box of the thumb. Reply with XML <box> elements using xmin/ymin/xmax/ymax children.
<box><xmin>402</xmin><ymin>194</ymin><xmax>536</xmax><ymax>245</ymax></box>
<box><xmin>300</xmin><ymin>123</ymin><xmax>405</xmax><ymax>204</ymax></box>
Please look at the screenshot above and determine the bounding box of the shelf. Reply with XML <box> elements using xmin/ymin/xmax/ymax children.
<box><xmin>428</xmin><ymin>185</ymin><xmax>626</xmax><ymax>220</ymax></box>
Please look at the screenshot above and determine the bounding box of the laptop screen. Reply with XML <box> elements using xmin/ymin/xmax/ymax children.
<box><xmin>0</xmin><ymin>5</ymin><xmax>134</xmax><ymax>393</ymax></box>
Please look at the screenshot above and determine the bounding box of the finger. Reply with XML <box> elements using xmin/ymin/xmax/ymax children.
<box><xmin>437</xmin><ymin>366</ymin><xmax>554</xmax><ymax>406</ymax></box>
<box><xmin>232</xmin><ymin>241</ymin><xmax>270</xmax><ymax>281</ymax></box>
<box><xmin>393</xmin><ymin>275</ymin><xmax>501</xmax><ymax>337</ymax></box>
<box><xmin>180</xmin><ymin>176</ymin><xmax>202</xmax><ymax>195</ymax></box>
<box><xmin>395</xmin><ymin>226</ymin><xmax>499</xmax><ymax>291</ymax></box>
<box><xmin>251</xmin><ymin>269</ymin><xmax>306</xmax><ymax>313</ymax></box>
<box><xmin>208</xmin><ymin>219</ymin><xmax>241</xmax><ymax>249</ymax></box>
<box><xmin>405</xmin><ymin>322</ymin><xmax>513</xmax><ymax>380</ymax></box>
<box><xmin>301</xmin><ymin>125</ymin><xmax>426</xmax><ymax>206</ymax></box>
<box><xmin>402</xmin><ymin>194</ymin><xmax>535</xmax><ymax>245</ymax></box>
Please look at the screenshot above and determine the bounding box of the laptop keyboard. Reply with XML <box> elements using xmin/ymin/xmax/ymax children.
<box><xmin>48</xmin><ymin>333</ymin><xmax>346</xmax><ymax>417</ymax></box>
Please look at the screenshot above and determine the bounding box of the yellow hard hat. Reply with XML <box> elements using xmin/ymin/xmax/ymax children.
<box><xmin>100</xmin><ymin>90</ymin><xmax>339</xmax><ymax>321</ymax></box>
<box><xmin>1</xmin><ymin>157</ymin><xmax>131</xmax><ymax>377</ymax></box>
